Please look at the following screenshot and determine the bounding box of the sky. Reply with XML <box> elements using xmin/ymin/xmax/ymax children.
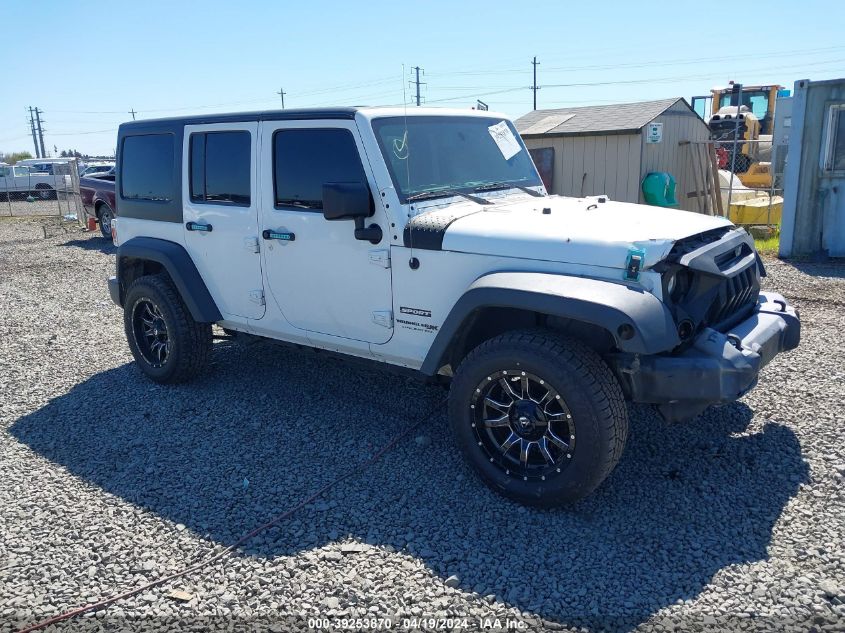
<box><xmin>1</xmin><ymin>0</ymin><xmax>843</xmax><ymax>157</ymax></box>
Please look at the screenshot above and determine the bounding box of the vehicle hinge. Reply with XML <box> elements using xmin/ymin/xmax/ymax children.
<box><xmin>372</xmin><ymin>310</ymin><xmax>393</xmax><ymax>328</ymax></box>
<box><xmin>244</xmin><ymin>237</ymin><xmax>260</xmax><ymax>253</ymax></box>
<box><xmin>248</xmin><ymin>289</ymin><xmax>265</xmax><ymax>306</ymax></box>
<box><xmin>369</xmin><ymin>249</ymin><xmax>390</xmax><ymax>268</ymax></box>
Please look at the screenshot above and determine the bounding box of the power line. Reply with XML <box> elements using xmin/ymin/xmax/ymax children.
<box><xmin>531</xmin><ymin>56</ymin><xmax>540</xmax><ymax>110</ymax></box>
<box><xmin>49</xmin><ymin>128</ymin><xmax>118</xmax><ymax>136</ymax></box>
<box><xmin>425</xmin><ymin>44</ymin><xmax>845</xmax><ymax>78</ymax></box>
<box><xmin>129</xmin><ymin>108</ymin><xmax>137</xmax><ymax>120</ymax></box>
<box><xmin>276</xmin><ymin>87</ymin><xmax>286</xmax><ymax>109</ymax></box>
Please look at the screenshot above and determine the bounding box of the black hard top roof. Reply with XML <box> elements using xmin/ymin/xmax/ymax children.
<box><xmin>119</xmin><ymin>107</ymin><xmax>359</xmax><ymax>130</ymax></box>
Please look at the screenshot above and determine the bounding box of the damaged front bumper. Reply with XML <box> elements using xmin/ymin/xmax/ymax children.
<box><xmin>612</xmin><ymin>292</ymin><xmax>800</xmax><ymax>422</ymax></box>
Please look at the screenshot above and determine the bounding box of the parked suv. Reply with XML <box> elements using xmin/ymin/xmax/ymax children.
<box><xmin>108</xmin><ymin>107</ymin><xmax>799</xmax><ymax>506</ymax></box>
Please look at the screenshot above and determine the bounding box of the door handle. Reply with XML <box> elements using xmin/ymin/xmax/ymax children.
<box><xmin>262</xmin><ymin>229</ymin><xmax>296</xmax><ymax>242</ymax></box>
<box><xmin>186</xmin><ymin>221</ymin><xmax>212</xmax><ymax>232</ymax></box>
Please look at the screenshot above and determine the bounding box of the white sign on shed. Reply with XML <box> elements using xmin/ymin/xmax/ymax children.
<box><xmin>646</xmin><ymin>122</ymin><xmax>663</xmax><ymax>144</ymax></box>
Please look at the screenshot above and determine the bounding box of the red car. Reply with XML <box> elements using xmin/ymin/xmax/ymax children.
<box><xmin>79</xmin><ymin>168</ymin><xmax>116</xmax><ymax>238</ymax></box>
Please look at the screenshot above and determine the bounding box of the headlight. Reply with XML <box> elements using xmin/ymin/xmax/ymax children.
<box><xmin>667</xmin><ymin>269</ymin><xmax>693</xmax><ymax>302</ymax></box>
<box><xmin>666</xmin><ymin>272</ymin><xmax>677</xmax><ymax>296</ymax></box>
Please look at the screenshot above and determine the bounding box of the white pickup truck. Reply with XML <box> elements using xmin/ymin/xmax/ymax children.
<box><xmin>0</xmin><ymin>164</ymin><xmax>72</xmax><ymax>200</ymax></box>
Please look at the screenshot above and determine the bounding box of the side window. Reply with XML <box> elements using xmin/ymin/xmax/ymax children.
<box><xmin>121</xmin><ymin>134</ymin><xmax>175</xmax><ymax>202</ymax></box>
<box><xmin>273</xmin><ymin>128</ymin><xmax>366</xmax><ymax>210</ymax></box>
<box><xmin>190</xmin><ymin>131</ymin><xmax>251</xmax><ymax>205</ymax></box>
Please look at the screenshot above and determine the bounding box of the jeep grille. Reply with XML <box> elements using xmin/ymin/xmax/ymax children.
<box><xmin>705</xmin><ymin>263</ymin><xmax>760</xmax><ymax>329</ymax></box>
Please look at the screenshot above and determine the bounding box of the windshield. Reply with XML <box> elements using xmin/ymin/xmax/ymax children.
<box><xmin>719</xmin><ymin>90</ymin><xmax>769</xmax><ymax>120</ymax></box>
<box><xmin>371</xmin><ymin>116</ymin><xmax>542</xmax><ymax>203</ymax></box>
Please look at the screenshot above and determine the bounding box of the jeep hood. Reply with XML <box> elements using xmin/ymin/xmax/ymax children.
<box><xmin>437</xmin><ymin>195</ymin><xmax>733</xmax><ymax>269</ymax></box>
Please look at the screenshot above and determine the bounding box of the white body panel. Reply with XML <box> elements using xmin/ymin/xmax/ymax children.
<box><xmin>373</xmin><ymin>246</ymin><xmax>661</xmax><ymax>369</ymax></box>
<box><xmin>440</xmin><ymin>195</ymin><xmax>731</xmax><ymax>269</ymax></box>
<box><xmin>181</xmin><ymin>122</ymin><xmax>265</xmax><ymax>321</ymax></box>
<box><xmin>256</xmin><ymin>118</ymin><xmax>394</xmax><ymax>345</ymax></box>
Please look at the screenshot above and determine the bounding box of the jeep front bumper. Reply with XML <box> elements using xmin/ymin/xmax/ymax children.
<box><xmin>612</xmin><ymin>291</ymin><xmax>800</xmax><ymax>422</ymax></box>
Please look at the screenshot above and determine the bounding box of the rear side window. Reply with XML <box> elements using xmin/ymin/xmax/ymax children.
<box><xmin>190</xmin><ymin>131</ymin><xmax>251</xmax><ymax>205</ymax></box>
<box><xmin>273</xmin><ymin>129</ymin><xmax>366</xmax><ymax>210</ymax></box>
<box><xmin>121</xmin><ymin>134</ymin><xmax>174</xmax><ymax>202</ymax></box>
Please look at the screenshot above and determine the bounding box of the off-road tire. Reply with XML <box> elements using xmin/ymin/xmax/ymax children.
<box><xmin>123</xmin><ymin>274</ymin><xmax>212</xmax><ymax>384</ymax></box>
<box><xmin>449</xmin><ymin>329</ymin><xmax>628</xmax><ymax>507</ymax></box>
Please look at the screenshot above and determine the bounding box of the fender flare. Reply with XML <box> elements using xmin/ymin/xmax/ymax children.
<box><xmin>419</xmin><ymin>272</ymin><xmax>680</xmax><ymax>375</ymax></box>
<box><xmin>115</xmin><ymin>237</ymin><xmax>222</xmax><ymax>323</ymax></box>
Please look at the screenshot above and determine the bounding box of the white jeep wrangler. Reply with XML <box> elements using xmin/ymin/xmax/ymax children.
<box><xmin>108</xmin><ymin>107</ymin><xmax>799</xmax><ymax>506</ymax></box>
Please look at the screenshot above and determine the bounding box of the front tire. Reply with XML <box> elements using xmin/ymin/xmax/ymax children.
<box><xmin>35</xmin><ymin>184</ymin><xmax>56</xmax><ymax>200</ymax></box>
<box><xmin>123</xmin><ymin>275</ymin><xmax>212</xmax><ymax>384</ymax></box>
<box><xmin>449</xmin><ymin>330</ymin><xmax>628</xmax><ymax>507</ymax></box>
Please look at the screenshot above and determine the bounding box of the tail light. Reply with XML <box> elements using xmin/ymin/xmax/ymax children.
<box><xmin>111</xmin><ymin>219</ymin><xmax>118</xmax><ymax>246</ymax></box>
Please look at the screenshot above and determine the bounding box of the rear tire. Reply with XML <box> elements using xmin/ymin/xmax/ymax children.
<box><xmin>123</xmin><ymin>275</ymin><xmax>212</xmax><ymax>384</ymax></box>
<box><xmin>97</xmin><ymin>203</ymin><xmax>114</xmax><ymax>239</ymax></box>
<box><xmin>448</xmin><ymin>330</ymin><xmax>628</xmax><ymax>507</ymax></box>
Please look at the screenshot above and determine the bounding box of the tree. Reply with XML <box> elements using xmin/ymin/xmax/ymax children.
<box><xmin>0</xmin><ymin>151</ymin><xmax>33</xmax><ymax>165</ymax></box>
<box><xmin>60</xmin><ymin>150</ymin><xmax>68</xmax><ymax>157</ymax></box>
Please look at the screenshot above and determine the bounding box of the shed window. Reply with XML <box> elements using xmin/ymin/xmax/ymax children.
<box><xmin>824</xmin><ymin>104</ymin><xmax>845</xmax><ymax>172</ymax></box>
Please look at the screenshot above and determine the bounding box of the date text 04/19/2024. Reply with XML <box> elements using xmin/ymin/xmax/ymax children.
<box><xmin>307</xmin><ymin>616</ymin><xmax>528</xmax><ymax>630</ymax></box>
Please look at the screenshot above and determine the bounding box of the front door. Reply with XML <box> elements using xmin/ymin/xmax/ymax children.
<box><xmin>182</xmin><ymin>122</ymin><xmax>265</xmax><ymax>320</ymax></box>
<box><xmin>259</xmin><ymin>119</ymin><xmax>393</xmax><ymax>344</ymax></box>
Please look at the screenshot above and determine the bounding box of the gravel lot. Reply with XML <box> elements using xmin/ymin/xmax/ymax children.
<box><xmin>1</xmin><ymin>217</ymin><xmax>843</xmax><ymax>632</ymax></box>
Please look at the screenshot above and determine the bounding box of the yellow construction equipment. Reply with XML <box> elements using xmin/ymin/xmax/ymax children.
<box><xmin>693</xmin><ymin>83</ymin><xmax>785</xmax><ymax>190</ymax></box>
<box><xmin>710</xmin><ymin>83</ymin><xmax>782</xmax><ymax>135</ymax></box>
<box><xmin>717</xmin><ymin>170</ymin><xmax>782</xmax><ymax>226</ymax></box>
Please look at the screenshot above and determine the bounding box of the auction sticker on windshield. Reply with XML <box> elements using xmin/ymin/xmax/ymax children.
<box><xmin>488</xmin><ymin>121</ymin><xmax>522</xmax><ymax>160</ymax></box>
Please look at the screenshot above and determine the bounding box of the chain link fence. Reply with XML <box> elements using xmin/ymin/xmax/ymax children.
<box><xmin>1</xmin><ymin>158</ymin><xmax>84</xmax><ymax>224</ymax></box>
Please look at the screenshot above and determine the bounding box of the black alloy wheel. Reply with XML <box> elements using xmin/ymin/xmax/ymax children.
<box><xmin>131</xmin><ymin>299</ymin><xmax>170</xmax><ymax>368</ymax></box>
<box><xmin>471</xmin><ymin>369</ymin><xmax>576</xmax><ymax>481</ymax></box>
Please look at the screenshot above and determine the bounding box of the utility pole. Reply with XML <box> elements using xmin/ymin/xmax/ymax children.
<box><xmin>35</xmin><ymin>108</ymin><xmax>46</xmax><ymax>158</ymax></box>
<box><xmin>277</xmin><ymin>87</ymin><xmax>286</xmax><ymax>109</ymax></box>
<box><xmin>531</xmin><ymin>56</ymin><xmax>540</xmax><ymax>110</ymax></box>
<box><xmin>411</xmin><ymin>67</ymin><xmax>424</xmax><ymax>106</ymax></box>
<box><xmin>28</xmin><ymin>107</ymin><xmax>40</xmax><ymax>158</ymax></box>
<box><xmin>129</xmin><ymin>108</ymin><xmax>137</xmax><ymax>120</ymax></box>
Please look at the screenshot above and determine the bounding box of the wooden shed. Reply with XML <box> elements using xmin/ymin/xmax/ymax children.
<box><xmin>515</xmin><ymin>98</ymin><xmax>714</xmax><ymax>213</ymax></box>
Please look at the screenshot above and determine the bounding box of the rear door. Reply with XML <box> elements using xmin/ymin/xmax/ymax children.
<box><xmin>182</xmin><ymin>122</ymin><xmax>265</xmax><ymax>320</ymax></box>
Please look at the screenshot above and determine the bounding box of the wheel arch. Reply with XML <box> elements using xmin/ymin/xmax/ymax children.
<box><xmin>420</xmin><ymin>272</ymin><xmax>680</xmax><ymax>376</ymax></box>
<box><xmin>115</xmin><ymin>237</ymin><xmax>222</xmax><ymax>323</ymax></box>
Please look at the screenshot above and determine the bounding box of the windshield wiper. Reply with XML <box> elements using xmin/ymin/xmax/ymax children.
<box><xmin>406</xmin><ymin>189</ymin><xmax>492</xmax><ymax>205</ymax></box>
<box><xmin>472</xmin><ymin>182</ymin><xmax>544</xmax><ymax>197</ymax></box>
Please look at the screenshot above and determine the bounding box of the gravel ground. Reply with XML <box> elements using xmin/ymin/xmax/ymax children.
<box><xmin>0</xmin><ymin>217</ymin><xmax>843</xmax><ymax>632</ymax></box>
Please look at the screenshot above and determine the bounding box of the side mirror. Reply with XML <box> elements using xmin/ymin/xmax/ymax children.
<box><xmin>322</xmin><ymin>182</ymin><xmax>371</xmax><ymax>221</ymax></box>
<box><xmin>322</xmin><ymin>181</ymin><xmax>382</xmax><ymax>244</ymax></box>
